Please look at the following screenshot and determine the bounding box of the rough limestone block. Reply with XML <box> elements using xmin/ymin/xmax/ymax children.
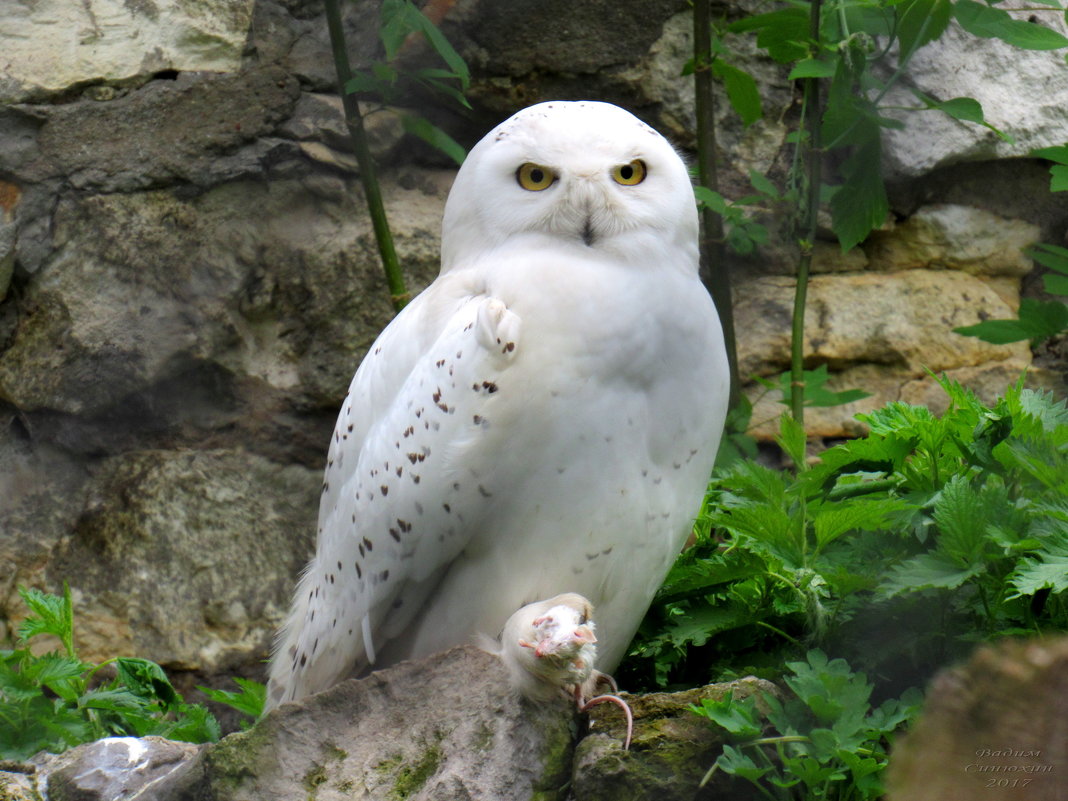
<box><xmin>36</xmin><ymin>737</ymin><xmax>201</xmax><ymax>801</ymax></box>
<box><xmin>39</xmin><ymin>449</ymin><xmax>320</xmax><ymax>672</ymax></box>
<box><xmin>573</xmin><ymin>677</ymin><xmax>774</xmax><ymax>801</ymax></box>
<box><xmin>865</xmin><ymin>205</ymin><xmax>1041</xmax><ymax>277</ymax></box>
<box><xmin>737</xmin><ymin>269</ymin><xmax>1032</xmax><ymax>438</ymax></box>
<box><xmin>179</xmin><ymin>645</ymin><xmax>578</xmax><ymax>801</ymax></box>
<box><xmin>880</xmin><ymin>13</ymin><xmax>1068</xmax><ymax>178</ymax></box>
<box><xmin>0</xmin><ymin>0</ymin><xmax>256</xmax><ymax>103</ymax></box>
<box><xmin>887</xmin><ymin>637</ymin><xmax>1068</xmax><ymax>801</ymax></box>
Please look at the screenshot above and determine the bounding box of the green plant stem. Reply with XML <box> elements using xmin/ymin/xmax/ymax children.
<box><xmin>789</xmin><ymin>0</ymin><xmax>824</xmax><ymax>423</ymax></box>
<box><xmin>323</xmin><ymin>0</ymin><xmax>410</xmax><ymax>312</ymax></box>
<box><xmin>693</xmin><ymin>0</ymin><xmax>741</xmax><ymax>410</ymax></box>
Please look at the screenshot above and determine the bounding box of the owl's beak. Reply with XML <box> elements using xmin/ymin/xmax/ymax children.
<box><xmin>581</xmin><ymin>217</ymin><xmax>595</xmax><ymax>247</ymax></box>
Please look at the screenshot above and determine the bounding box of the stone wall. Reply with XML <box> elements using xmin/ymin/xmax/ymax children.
<box><xmin>1</xmin><ymin>0</ymin><xmax>1067</xmax><ymax>690</ymax></box>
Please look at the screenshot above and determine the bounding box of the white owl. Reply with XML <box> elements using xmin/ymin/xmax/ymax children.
<box><xmin>266</xmin><ymin>100</ymin><xmax>729</xmax><ymax>708</ymax></box>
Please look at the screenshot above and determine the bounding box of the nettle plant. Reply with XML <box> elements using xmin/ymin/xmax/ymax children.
<box><xmin>0</xmin><ymin>584</ymin><xmax>262</xmax><ymax>760</ymax></box>
<box><xmin>626</xmin><ymin>376</ymin><xmax>1068</xmax><ymax>691</ymax></box>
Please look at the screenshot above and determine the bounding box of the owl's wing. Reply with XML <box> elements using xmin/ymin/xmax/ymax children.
<box><xmin>267</xmin><ymin>287</ymin><xmax>521</xmax><ymax>706</ymax></box>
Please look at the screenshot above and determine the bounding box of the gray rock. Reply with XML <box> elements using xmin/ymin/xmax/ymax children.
<box><xmin>887</xmin><ymin>636</ymin><xmax>1068</xmax><ymax>801</ymax></box>
<box><xmin>0</xmin><ymin>767</ymin><xmax>41</xmax><ymax>801</ymax></box>
<box><xmin>25</xmin><ymin>646</ymin><xmax>769</xmax><ymax>801</ymax></box>
<box><xmin>36</xmin><ymin>737</ymin><xmax>201</xmax><ymax>801</ymax></box>
<box><xmin>881</xmin><ymin>14</ymin><xmax>1068</xmax><ymax>179</ymax></box>
<box><xmin>573</xmin><ymin>678</ymin><xmax>773</xmax><ymax>801</ymax></box>
<box><xmin>176</xmin><ymin>645</ymin><xmax>578</xmax><ymax>801</ymax></box>
<box><xmin>0</xmin><ymin>172</ymin><xmax>444</xmax><ymax>420</ymax></box>
<box><xmin>41</xmin><ymin>449</ymin><xmax>319</xmax><ymax>673</ymax></box>
<box><xmin>0</xmin><ymin>0</ymin><xmax>255</xmax><ymax>104</ymax></box>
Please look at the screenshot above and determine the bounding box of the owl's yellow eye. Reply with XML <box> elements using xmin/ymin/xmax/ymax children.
<box><xmin>516</xmin><ymin>163</ymin><xmax>555</xmax><ymax>191</ymax></box>
<box><xmin>612</xmin><ymin>160</ymin><xmax>646</xmax><ymax>186</ymax></box>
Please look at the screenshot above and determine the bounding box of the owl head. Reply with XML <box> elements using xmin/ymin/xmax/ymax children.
<box><xmin>440</xmin><ymin>101</ymin><xmax>698</xmax><ymax>271</ymax></box>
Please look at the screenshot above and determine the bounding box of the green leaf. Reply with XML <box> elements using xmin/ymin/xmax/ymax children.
<box><xmin>830</xmin><ymin>134</ymin><xmax>889</xmax><ymax>250</ymax></box>
<box><xmin>1050</xmin><ymin>164</ymin><xmax>1068</xmax><ymax>192</ymax></box>
<box><xmin>879</xmin><ymin>550</ymin><xmax>983</xmax><ymax>596</ymax></box>
<box><xmin>933</xmin><ymin>476</ymin><xmax>999</xmax><ymax>564</ymax></box>
<box><xmin>954</xmin><ymin>0</ymin><xmax>1068</xmax><ymax>49</ymax></box>
<box><xmin>1045</xmin><ymin>274</ymin><xmax>1068</xmax><ymax>295</ymax></box>
<box><xmin>1008</xmin><ymin>539</ymin><xmax>1068</xmax><ymax>598</ymax></box>
<box><xmin>1028</xmin><ymin>243</ymin><xmax>1068</xmax><ymax>274</ymax></box>
<box><xmin>932</xmin><ymin>96</ymin><xmax>985</xmax><ymax>125</ymax></box>
<box><xmin>897</xmin><ymin>0</ymin><xmax>954</xmax><ymax>57</ymax></box>
<box><xmin>410</xmin><ymin>9</ymin><xmax>470</xmax><ymax>90</ymax></box>
<box><xmin>789</xmin><ymin>58</ymin><xmax>838</xmax><ymax>79</ymax></box>
<box><xmin>399</xmin><ymin>114</ymin><xmax>466</xmax><ymax>165</ymax></box>
<box><xmin>747</xmin><ymin>169</ymin><xmax>779</xmax><ymax>199</ymax></box>
<box><xmin>716</xmin><ymin>743</ymin><xmax>773</xmax><ymax>782</ymax></box>
<box><xmin>116</xmin><ymin>658</ymin><xmax>180</xmax><ymax>708</ymax></box>
<box><xmin>17</xmin><ymin>584</ymin><xmax>75</xmax><ymax>657</ymax></box>
<box><xmin>954</xmin><ymin>298</ymin><xmax>1068</xmax><ymax>343</ymax></box>
<box><xmin>199</xmin><ymin>678</ymin><xmax>267</xmax><ymax>721</ymax></box>
<box><xmin>691</xmin><ymin>694</ymin><xmax>764</xmax><ymax>739</ymax></box>
<box><xmin>694</xmin><ymin>186</ymin><xmax>729</xmax><ymax>214</ymax></box>
<box><xmin>160</xmin><ymin>704</ymin><xmax>222</xmax><ymax>744</ymax></box>
<box><xmin>711</xmin><ymin>60</ymin><xmax>763</xmax><ymax>126</ymax></box>
<box><xmin>811</xmin><ymin>499</ymin><xmax>906</xmax><ymax>550</ymax></box>
<box><xmin>78</xmin><ymin>688</ymin><xmax>147</xmax><ymax>712</ymax></box>
<box><xmin>771</xmin><ymin>364</ymin><xmax>872</xmax><ymax>409</ymax></box>
<box><xmin>728</xmin><ymin>8</ymin><xmax>810</xmax><ymax>62</ymax></box>
<box><xmin>344</xmin><ymin>71</ymin><xmax>393</xmax><ymax>98</ymax></box>
<box><xmin>1031</xmin><ymin>144</ymin><xmax>1068</xmax><ymax>166</ymax></box>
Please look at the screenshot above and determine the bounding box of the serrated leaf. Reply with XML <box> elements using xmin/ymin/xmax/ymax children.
<box><xmin>830</xmin><ymin>134</ymin><xmax>889</xmax><ymax>250</ymax></box>
<box><xmin>692</xmin><ymin>695</ymin><xmax>764</xmax><ymax>738</ymax></box>
<box><xmin>663</xmin><ymin>602</ymin><xmax>755</xmax><ymax>648</ymax></box>
<box><xmin>879</xmin><ymin>551</ymin><xmax>983</xmax><ymax>596</ymax></box>
<box><xmin>934</xmin><ymin>476</ymin><xmax>1001</xmax><ymax>563</ymax></box>
<box><xmin>716</xmin><ymin>744</ymin><xmax>773</xmax><ymax>782</ymax></box>
<box><xmin>811</xmin><ymin>499</ymin><xmax>905</xmax><ymax>550</ymax></box>
<box><xmin>160</xmin><ymin>704</ymin><xmax>222</xmax><ymax>744</ymax></box>
<box><xmin>199</xmin><ymin>678</ymin><xmax>266</xmax><ymax>720</ymax></box>
<box><xmin>116</xmin><ymin>658</ymin><xmax>180</xmax><ymax>707</ymax></box>
<box><xmin>711</xmin><ymin>60</ymin><xmax>762</xmax><ymax>126</ymax></box>
<box><xmin>78</xmin><ymin>688</ymin><xmax>147</xmax><ymax>712</ymax></box>
<box><xmin>897</xmin><ymin>0</ymin><xmax>954</xmax><ymax>56</ymax></box>
<box><xmin>954</xmin><ymin>0</ymin><xmax>1068</xmax><ymax>49</ymax></box>
<box><xmin>1008</xmin><ymin>540</ymin><xmax>1068</xmax><ymax>598</ymax></box>
<box><xmin>728</xmin><ymin>9</ymin><xmax>810</xmax><ymax>62</ymax></box>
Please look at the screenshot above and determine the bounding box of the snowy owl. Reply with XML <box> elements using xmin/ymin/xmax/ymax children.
<box><xmin>266</xmin><ymin>100</ymin><xmax>729</xmax><ymax>709</ymax></box>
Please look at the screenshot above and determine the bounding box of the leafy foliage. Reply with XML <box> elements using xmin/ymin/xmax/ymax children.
<box><xmin>701</xmin><ymin>1</ymin><xmax>1067</xmax><ymax>254</ymax></box>
<box><xmin>624</xmin><ymin>377</ymin><xmax>1068</xmax><ymax>694</ymax></box>
<box><xmin>694</xmin><ymin>651</ymin><xmax>923</xmax><ymax>801</ymax></box>
<box><xmin>343</xmin><ymin>0</ymin><xmax>470</xmax><ymax>164</ymax></box>
<box><xmin>693</xmin><ymin>172</ymin><xmax>775</xmax><ymax>256</ymax></box>
<box><xmin>0</xmin><ymin>584</ymin><xmax>262</xmax><ymax>759</ymax></box>
<box><xmin>955</xmin><ymin>238</ymin><xmax>1068</xmax><ymax>345</ymax></box>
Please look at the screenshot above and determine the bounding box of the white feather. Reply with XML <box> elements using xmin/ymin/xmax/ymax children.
<box><xmin>266</xmin><ymin>101</ymin><xmax>728</xmax><ymax>709</ymax></box>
